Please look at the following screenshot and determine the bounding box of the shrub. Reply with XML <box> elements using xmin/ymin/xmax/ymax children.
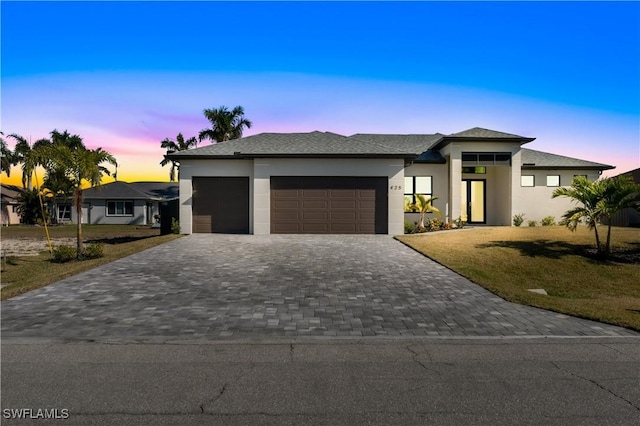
<box><xmin>82</xmin><ymin>243</ymin><xmax>104</xmax><ymax>259</ymax></box>
<box><xmin>427</xmin><ymin>218</ymin><xmax>443</xmax><ymax>232</ymax></box>
<box><xmin>52</xmin><ymin>245</ymin><xmax>76</xmax><ymax>263</ymax></box>
<box><xmin>171</xmin><ymin>217</ymin><xmax>180</xmax><ymax>234</ymax></box>
<box><xmin>443</xmin><ymin>221</ymin><xmax>453</xmax><ymax>230</ymax></box>
<box><xmin>453</xmin><ymin>217</ymin><xmax>466</xmax><ymax>229</ymax></box>
<box><xmin>513</xmin><ymin>213</ymin><xmax>525</xmax><ymax>227</ymax></box>
<box><xmin>541</xmin><ymin>216</ymin><xmax>556</xmax><ymax>226</ymax></box>
<box><xmin>404</xmin><ymin>220</ymin><xmax>416</xmax><ymax>234</ymax></box>
<box><xmin>528</xmin><ymin>220</ymin><xmax>537</xmax><ymax>227</ymax></box>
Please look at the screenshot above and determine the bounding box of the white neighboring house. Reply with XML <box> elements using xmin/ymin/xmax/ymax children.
<box><xmin>168</xmin><ymin>127</ymin><xmax>614</xmax><ymax>235</ymax></box>
<box><xmin>1</xmin><ymin>184</ymin><xmax>22</xmax><ymax>226</ymax></box>
<box><xmin>71</xmin><ymin>181</ymin><xmax>179</xmax><ymax>225</ymax></box>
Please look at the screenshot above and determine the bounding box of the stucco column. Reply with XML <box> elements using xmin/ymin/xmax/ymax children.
<box><xmin>510</xmin><ymin>148</ymin><xmax>522</xmax><ymax>225</ymax></box>
<box><xmin>178</xmin><ymin>164</ymin><xmax>193</xmax><ymax>234</ymax></box>
<box><xmin>253</xmin><ymin>160</ymin><xmax>271</xmax><ymax>235</ymax></box>
<box><xmin>449</xmin><ymin>145</ymin><xmax>462</xmax><ymax>221</ymax></box>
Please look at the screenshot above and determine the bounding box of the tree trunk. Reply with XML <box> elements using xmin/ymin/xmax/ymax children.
<box><xmin>74</xmin><ymin>187</ymin><xmax>83</xmax><ymax>258</ymax></box>
<box><xmin>593</xmin><ymin>224</ymin><xmax>602</xmax><ymax>258</ymax></box>
<box><xmin>605</xmin><ymin>220</ymin><xmax>613</xmax><ymax>259</ymax></box>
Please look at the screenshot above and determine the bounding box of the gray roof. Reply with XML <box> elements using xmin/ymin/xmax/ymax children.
<box><xmin>169</xmin><ymin>131</ymin><xmax>416</xmax><ymax>159</ymax></box>
<box><xmin>613</xmin><ymin>167</ymin><xmax>640</xmax><ymax>183</ymax></box>
<box><xmin>1</xmin><ymin>184</ymin><xmax>21</xmax><ymax>203</ymax></box>
<box><xmin>82</xmin><ymin>181</ymin><xmax>179</xmax><ymax>200</ymax></box>
<box><xmin>167</xmin><ymin>129</ymin><xmax>613</xmax><ymax>170</ymax></box>
<box><xmin>449</xmin><ymin>127</ymin><xmax>531</xmax><ymax>139</ymax></box>
<box><xmin>349</xmin><ymin>133</ymin><xmax>443</xmax><ymax>152</ymax></box>
<box><xmin>521</xmin><ymin>148</ymin><xmax>614</xmax><ymax>170</ymax></box>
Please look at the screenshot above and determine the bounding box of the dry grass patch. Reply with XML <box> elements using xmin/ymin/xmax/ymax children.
<box><xmin>397</xmin><ymin>226</ymin><xmax>640</xmax><ymax>331</ymax></box>
<box><xmin>1</xmin><ymin>227</ymin><xmax>181</xmax><ymax>300</ymax></box>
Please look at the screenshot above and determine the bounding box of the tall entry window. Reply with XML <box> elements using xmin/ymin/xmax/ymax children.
<box><xmin>404</xmin><ymin>176</ymin><xmax>432</xmax><ymax>210</ymax></box>
<box><xmin>461</xmin><ymin>180</ymin><xmax>486</xmax><ymax>224</ymax></box>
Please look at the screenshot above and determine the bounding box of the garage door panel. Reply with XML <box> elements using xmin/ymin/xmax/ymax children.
<box><xmin>331</xmin><ymin>199</ymin><xmax>357</xmax><ymax>209</ymax></box>
<box><xmin>272</xmin><ymin>199</ymin><xmax>300</xmax><ymax>209</ymax></box>
<box><xmin>301</xmin><ymin>189</ymin><xmax>329</xmax><ymax>198</ymax></box>
<box><xmin>301</xmin><ymin>223</ymin><xmax>330</xmax><ymax>233</ymax></box>
<box><xmin>274</xmin><ymin>210</ymin><xmax>300</xmax><ymax>220</ymax></box>
<box><xmin>330</xmin><ymin>211</ymin><xmax>357</xmax><ymax>220</ymax></box>
<box><xmin>272</xmin><ymin>223</ymin><xmax>300</xmax><ymax>233</ymax></box>
<box><xmin>358</xmin><ymin>211</ymin><xmax>375</xmax><ymax>220</ymax></box>
<box><xmin>358</xmin><ymin>200</ymin><xmax>376</xmax><ymax>209</ymax></box>
<box><xmin>275</xmin><ymin>189</ymin><xmax>300</xmax><ymax>198</ymax></box>
<box><xmin>330</xmin><ymin>189</ymin><xmax>357</xmax><ymax>198</ymax></box>
<box><xmin>330</xmin><ymin>223</ymin><xmax>358</xmax><ymax>233</ymax></box>
<box><xmin>271</xmin><ymin>176</ymin><xmax>387</xmax><ymax>234</ymax></box>
<box><xmin>302</xmin><ymin>200</ymin><xmax>329</xmax><ymax>209</ymax></box>
<box><xmin>302</xmin><ymin>211</ymin><xmax>329</xmax><ymax>220</ymax></box>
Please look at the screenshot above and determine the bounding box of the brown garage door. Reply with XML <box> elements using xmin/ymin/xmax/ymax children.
<box><xmin>192</xmin><ymin>177</ymin><xmax>249</xmax><ymax>233</ymax></box>
<box><xmin>271</xmin><ymin>177</ymin><xmax>388</xmax><ymax>234</ymax></box>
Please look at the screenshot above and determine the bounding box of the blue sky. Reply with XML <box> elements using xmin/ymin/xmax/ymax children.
<box><xmin>2</xmin><ymin>1</ymin><xmax>639</xmax><ymax>182</ymax></box>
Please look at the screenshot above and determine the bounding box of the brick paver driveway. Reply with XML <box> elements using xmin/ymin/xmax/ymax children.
<box><xmin>2</xmin><ymin>235</ymin><xmax>636</xmax><ymax>339</ymax></box>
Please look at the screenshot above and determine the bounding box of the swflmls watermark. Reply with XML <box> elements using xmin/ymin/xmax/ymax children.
<box><xmin>2</xmin><ymin>408</ymin><xmax>69</xmax><ymax>420</ymax></box>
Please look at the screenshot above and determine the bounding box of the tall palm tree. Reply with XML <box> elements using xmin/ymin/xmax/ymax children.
<box><xmin>160</xmin><ymin>133</ymin><xmax>198</xmax><ymax>181</ymax></box>
<box><xmin>199</xmin><ymin>105</ymin><xmax>252</xmax><ymax>144</ymax></box>
<box><xmin>553</xmin><ymin>175</ymin><xmax>640</xmax><ymax>259</ymax></box>
<box><xmin>45</xmin><ymin>143</ymin><xmax>117</xmax><ymax>257</ymax></box>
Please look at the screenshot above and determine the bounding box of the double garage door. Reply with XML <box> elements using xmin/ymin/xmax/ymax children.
<box><xmin>192</xmin><ymin>176</ymin><xmax>388</xmax><ymax>234</ymax></box>
<box><xmin>271</xmin><ymin>177</ymin><xmax>388</xmax><ymax>234</ymax></box>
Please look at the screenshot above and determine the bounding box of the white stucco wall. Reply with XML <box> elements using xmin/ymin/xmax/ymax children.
<box><xmin>404</xmin><ymin>162</ymin><xmax>449</xmax><ymax>223</ymax></box>
<box><xmin>516</xmin><ymin>169</ymin><xmax>601</xmax><ymax>223</ymax></box>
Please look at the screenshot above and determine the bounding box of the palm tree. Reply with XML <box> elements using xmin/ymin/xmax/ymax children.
<box><xmin>160</xmin><ymin>133</ymin><xmax>198</xmax><ymax>181</ymax></box>
<box><xmin>45</xmin><ymin>143</ymin><xmax>117</xmax><ymax>257</ymax></box>
<box><xmin>406</xmin><ymin>194</ymin><xmax>442</xmax><ymax>230</ymax></box>
<box><xmin>553</xmin><ymin>175</ymin><xmax>640</xmax><ymax>259</ymax></box>
<box><xmin>7</xmin><ymin>133</ymin><xmax>52</xmax><ymax>189</ymax></box>
<box><xmin>1</xmin><ymin>132</ymin><xmax>14</xmax><ymax>177</ymax></box>
<box><xmin>199</xmin><ymin>105</ymin><xmax>252</xmax><ymax>144</ymax></box>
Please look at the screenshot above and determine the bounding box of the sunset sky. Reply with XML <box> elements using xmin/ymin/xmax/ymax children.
<box><xmin>2</xmin><ymin>1</ymin><xmax>638</xmax><ymax>186</ymax></box>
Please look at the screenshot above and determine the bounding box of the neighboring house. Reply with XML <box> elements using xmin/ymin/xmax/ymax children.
<box><xmin>1</xmin><ymin>184</ymin><xmax>22</xmax><ymax>226</ymax></box>
<box><xmin>608</xmin><ymin>168</ymin><xmax>640</xmax><ymax>227</ymax></box>
<box><xmin>71</xmin><ymin>181</ymin><xmax>179</xmax><ymax>225</ymax></box>
<box><xmin>168</xmin><ymin>127</ymin><xmax>614</xmax><ymax>235</ymax></box>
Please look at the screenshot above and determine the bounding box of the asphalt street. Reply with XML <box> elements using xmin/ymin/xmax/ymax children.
<box><xmin>2</xmin><ymin>337</ymin><xmax>639</xmax><ymax>425</ymax></box>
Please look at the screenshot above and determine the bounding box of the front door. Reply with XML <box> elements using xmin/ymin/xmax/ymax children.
<box><xmin>461</xmin><ymin>180</ymin><xmax>486</xmax><ymax>224</ymax></box>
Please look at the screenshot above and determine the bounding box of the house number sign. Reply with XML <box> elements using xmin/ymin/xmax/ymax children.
<box><xmin>389</xmin><ymin>185</ymin><xmax>402</xmax><ymax>191</ymax></box>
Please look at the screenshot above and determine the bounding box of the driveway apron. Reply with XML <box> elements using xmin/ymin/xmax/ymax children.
<box><xmin>1</xmin><ymin>234</ymin><xmax>636</xmax><ymax>339</ymax></box>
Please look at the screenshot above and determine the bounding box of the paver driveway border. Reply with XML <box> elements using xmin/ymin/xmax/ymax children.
<box><xmin>1</xmin><ymin>234</ymin><xmax>637</xmax><ymax>340</ymax></box>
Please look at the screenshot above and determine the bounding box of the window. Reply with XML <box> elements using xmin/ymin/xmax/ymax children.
<box><xmin>462</xmin><ymin>166</ymin><xmax>486</xmax><ymax>174</ymax></box>
<box><xmin>521</xmin><ymin>175</ymin><xmax>535</xmax><ymax>187</ymax></box>
<box><xmin>546</xmin><ymin>175</ymin><xmax>560</xmax><ymax>187</ymax></box>
<box><xmin>107</xmin><ymin>201</ymin><xmax>134</xmax><ymax>216</ymax></box>
<box><xmin>404</xmin><ymin>176</ymin><xmax>432</xmax><ymax>211</ymax></box>
<box><xmin>462</xmin><ymin>152</ymin><xmax>511</xmax><ymax>166</ymax></box>
<box><xmin>57</xmin><ymin>204</ymin><xmax>72</xmax><ymax>221</ymax></box>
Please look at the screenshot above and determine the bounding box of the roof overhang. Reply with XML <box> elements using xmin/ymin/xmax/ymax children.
<box><xmin>431</xmin><ymin>136</ymin><xmax>535</xmax><ymax>151</ymax></box>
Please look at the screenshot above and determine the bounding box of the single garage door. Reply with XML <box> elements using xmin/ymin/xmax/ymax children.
<box><xmin>192</xmin><ymin>177</ymin><xmax>249</xmax><ymax>233</ymax></box>
<box><xmin>271</xmin><ymin>177</ymin><xmax>388</xmax><ymax>234</ymax></box>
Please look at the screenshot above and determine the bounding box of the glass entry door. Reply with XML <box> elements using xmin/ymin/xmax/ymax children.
<box><xmin>461</xmin><ymin>180</ymin><xmax>486</xmax><ymax>224</ymax></box>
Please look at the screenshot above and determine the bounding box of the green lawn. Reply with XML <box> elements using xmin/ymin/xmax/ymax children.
<box><xmin>1</xmin><ymin>225</ymin><xmax>181</xmax><ymax>300</ymax></box>
<box><xmin>397</xmin><ymin>226</ymin><xmax>640</xmax><ymax>331</ymax></box>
